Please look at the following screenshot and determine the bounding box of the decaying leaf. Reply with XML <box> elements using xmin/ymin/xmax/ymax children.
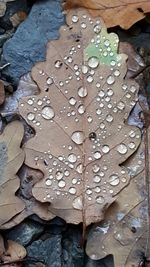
<box><xmin>19</xmin><ymin>9</ymin><xmax>141</xmax><ymax>226</ymax></box>
<box><xmin>0</xmin><ymin>121</ymin><xmax>25</xmax><ymax>227</ymax></box>
<box><xmin>86</xmin><ymin>122</ymin><xmax>147</xmax><ymax>266</ymax></box>
<box><xmin>64</xmin><ymin>0</ymin><xmax>150</xmax><ymax>29</ymax></box>
<box><xmin>0</xmin><ymin>0</ymin><xmax>16</xmax><ymax>17</ymax></box>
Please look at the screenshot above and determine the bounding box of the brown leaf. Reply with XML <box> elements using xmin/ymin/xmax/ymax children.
<box><xmin>64</xmin><ymin>0</ymin><xmax>150</xmax><ymax>29</ymax></box>
<box><xmin>10</xmin><ymin>11</ymin><xmax>27</xmax><ymax>28</ymax></box>
<box><xmin>1</xmin><ymin>240</ymin><xmax>26</xmax><ymax>262</ymax></box>
<box><xmin>19</xmin><ymin>9</ymin><xmax>141</xmax><ymax>226</ymax></box>
<box><xmin>0</xmin><ymin>121</ymin><xmax>25</xmax><ymax>228</ymax></box>
<box><xmin>86</xmin><ymin>131</ymin><xmax>147</xmax><ymax>266</ymax></box>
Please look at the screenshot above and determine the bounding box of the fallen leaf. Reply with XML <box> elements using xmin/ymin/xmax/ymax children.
<box><xmin>0</xmin><ymin>235</ymin><xmax>5</xmax><ymax>258</ymax></box>
<box><xmin>0</xmin><ymin>0</ymin><xmax>16</xmax><ymax>17</ymax></box>
<box><xmin>10</xmin><ymin>11</ymin><xmax>27</xmax><ymax>28</ymax></box>
<box><xmin>0</xmin><ymin>80</ymin><xmax>5</xmax><ymax>106</ymax></box>
<box><xmin>19</xmin><ymin>9</ymin><xmax>141</xmax><ymax>226</ymax></box>
<box><xmin>0</xmin><ymin>121</ymin><xmax>25</xmax><ymax>227</ymax></box>
<box><xmin>64</xmin><ymin>0</ymin><xmax>150</xmax><ymax>29</ymax></box>
<box><xmin>1</xmin><ymin>240</ymin><xmax>26</xmax><ymax>262</ymax></box>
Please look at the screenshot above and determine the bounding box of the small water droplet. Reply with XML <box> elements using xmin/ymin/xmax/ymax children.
<box><xmin>98</xmin><ymin>90</ymin><xmax>105</xmax><ymax>97</ymax></box>
<box><xmin>73</xmin><ymin>196</ymin><xmax>83</xmax><ymax>210</ymax></box>
<box><xmin>87</xmin><ymin>75</ymin><xmax>93</xmax><ymax>83</ymax></box>
<box><xmin>92</xmin><ymin>164</ymin><xmax>100</xmax><ymax>173</ymax></box>
<box><xmin>117</xmin><ymin>101</ymin><xmax>125</xmax><ymax>110</ymax></box>
<box><xmin>56</xmin><ymin>171</ymin><xmax>63</xmax><ymax>180</ymax></box>
<box><xmin>41</xmin><ymin>106</ymin><xmax>55</xmax><ymax>120</ymax></box>
<box><xmin>78</xmin><ymin>105</ymin><xmax>85</xmax><ymax>114</ymax></box>
<box><xmin>87</xmin><ymin>116</ymin><xmax>93</xmax><ymax>123</ymax></box>
<box><xmin>88</xmin><ymin>57</ymin><xmax>99</xmax><ymax>69</ymax></box>
<box><xmin>71</xmin><ymin>131</ymin><xmax>84</xmax><ymax>145</ymax></box>
<box><xmin>130</xmin><ymin>85</ymin><xmax>136</xmax><ymax>93</ymax></box>
<box><xmin>82</xmin><ymin>65</ymin><xmax>88</xmax><ymax>74</ymax></box>
<box><xmin>94</xmin><ymin>186</ymin><xmax>101</xmax><ymax>193</ymax></box>
<box><xmin>94</xmin><ymin>175</ymin><xmax>101</xmax><ymax>183</ymax></box>
<box><xmin>69</xmin><ymin>187</ymin><xmax>76</xmax><ymax>194</ymax></box>
<box><xmin>114</xmin><ymin>70</ymin><xmax>120</xmax><ymax>76</ymax></box>
<box><xmin>117</xmin><ymin>143</ymin><xmax>128</xmax><ymax>154</ymax></box>
<box><xmin>107</xmin><ymin>75</ymin><xmax>115</xmax><ymax>85</ymax></box>
<box><xmin>96</xmin><ymin>196</ymin><xmax>104</xmax><ymax>204</ymax></box>
<box><xmin>76</xmin><ymin>163</ymin><xmax>83</xmax><ymax>173</ymax></box>
<box><xmin>27</xmin><ymin>99</ymin><xmax>33</xmax><ymax>105</ymax></box>
<box><xmin>109</xmin><ymin>174</ymin><xmax>119</xmax><ymax>186</ymax></box>
<box><xmin>27</xmin><ymin>113</ymin><xmax>35</xmax><ymax>121</ymax></box>
<box><xmin>72</xmin><ymin>178</ymin><xmax>78</xmax><ymax>184</ymax></box>
<box><xmin>81</xmin><ymin>22</ymin><xmax>87</xmax><ymax>28</ymax></box>
<box><xmin>106</xmin><ymin>114</ymin><xmax>113</xmax><ymax>122</ymax></box>
<box><xmin>94</xmin><ymin>151</ymin><xmax>101</xmax><ymax>159</ymax></box>
<box><xmin>94</xmin><ymin>24</ymin><xmax>101</xmax><ymax>33</ymax></box>
<box><xmin>55</xmin><ymin>60</ymin><xmax>62</xmax><ymax>68</ymax></box>
<box><xmin>45</xmin><ymin>179</ymin><xmax>52</xmax><ymax>186</ymax></box>
<box><xmin>69</xmin><ymin>97</ymin><xmax>76</xmax><ymax>106</ymax></box>
<box><xmin>78</xmin><ymin>87</ymin><xmax>88</xmax><ymax>98</ymax></box>
<box><xmin>102</xmin><ymin>145</ymin><xmax>110</xmax><ymax>153</ymax></box>
<box><xmin>68</xmin><ymin>153</ymin><xmax>77</xmax><ymax>163</ymax></box>
<box><xmin>128</xmin><ymin>142</ymin><xmax>136</xmax><ymax>149</ymax></box>
<box><xmin>72</xmin><ymin>15</ymin><xmax>79</xmax><ymax>23</ymax></box>
<box><xmin>104</xmin><ymin>39</ymin><xmax>110</xmax><ymax>47</ymax></box>
<box><xmin>58</xmin><ymin>180</ymin><xmax>66</xmax><ymax>188</ymax></box>
<box><xmin>47</xmin><ymin>77</ymin><xmax>53</xmax><ymax>85</ymax></box>
<box><xmin>37</xmin><ymin>99</ymin><xmax>43</xmax><ymax>106</ymax></box>
<box><xmin>86</xmin><ymin>189</ymin><xmax>92</xmax><ymax>195</ymax></box>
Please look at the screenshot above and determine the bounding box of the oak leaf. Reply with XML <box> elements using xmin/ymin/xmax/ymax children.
<box><xmin>0</xmin><ymin>121</ymin><xmax>25</xmax><ymax>227</ymax></box>
<box><xmin>64</xmin><ymin>0</ymin><xmax>150</xmax><ymax>29</ymax></box>
<box><xmin>19</xmin><ymin>9</ymin><xmax>141</xmax><ymax>226</ymax></box>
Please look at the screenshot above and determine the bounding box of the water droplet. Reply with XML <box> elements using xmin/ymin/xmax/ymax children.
<box><xmin>56</xmin><ymin>171</ymin><xmax>63</xmax><ymax>180</ymax></box>
<box><xmin>78</xmin><ymin>105</ymin><xmax>85</xmax><ymax>114</ymax></box>
<box><xmin>130</xmin><ymin>85</ymin><xmax>136</xmax><ymax>93</ymax></box>
<box><xmin>94</xmin><ymin>24</ymin><xmax>101</xmax><ymax>33</ymax></box>
<box><xmin>81</xmin><ymin>22</ymin><xmax>87</xmax><ymax>28</ymax></box>
<box><xmin>117</xmin><ymin>101</ymin><xmax>125</xmax><ymax>110</ymax></box>
<box><xmin>47</xmin><ymin>77</ymin><xmax>53</xmax><ymax>85</ymax></box>
<box><xmin>45</xmin><ymin>179</ymin><xmax>52</xmax><ymax>186</ymax></box>
<box><xmin>64</xmin><ymin>170</ymin><xmax>70</xmax><ymax>176</ymax></box>
<box><xmin>107</xmin><ymin>76</ymin><xmax>115</xmax><ymax>85</ymax></box>
<box><xmin>128</xmin><ymin>142</ymin><xmax>136</xmax><ymax>149</ymax></box>
<box><xmin>87</xmin><ymin>116</ymin><xmax>93</xmax><ymax>123</ymax></box>
<box><xmin>129</xmin><ymin>131</ymin><xmax>136</xmax><ymax>138</ymax></box>
<box><xmin>100</xmin><ymin>123</ymin><xmax>105</xmax><ymax>129</ymax></box>
<box><xmin>94</xmin><ymin>151</ymin><xmax>102</xmax><ymax>159</ymax></box>
<box><xmin>117</xmin><ymin>143</ymin><xmax>128</xmax><ymax>154</ymax></box>
<box><xmin>94</xmin><ymin>175</ymin><xmax>101</xmax><ymax>183</ymax></box>
<box><xmin>96</xmin><ymin>109</ymin><xmax>102</xmax><ymax>115</ymax></box>
<box><xmin>104</xmin><ymin>40</ymin><xmax>110</xmax><ymax>47</ymax></box>
<box><xmin>68</xmin><ymin>153</ymin><xmax>77</xmax><ymax>163</ymax></box>
<box><xmin>92</xmin><ymin>164</ymin><xmax>100</xmax><ymax>173</ymax></box>
<box><xmin>41</xmin><ymin>106</ymin><xmax>55</xmax><ymax>120</ymax></box>
<box><xmin>106</xmin><ymin>114</ymin><xmax>113</xmax><ymax>122</ymax></box>
<box><xmin>98</xmin><ymin>90</ymin><xmax>105</xmax><ymax>97</ymax></box>
<box><xmin>69</xmin><ymin>97</ymin><xmax>76</xmax><ymax>106</ymax></box>
<box><xmin>114</xmin><ymin>70</ymin><xmax>120</xmax><ymax>76</ymax></box>
<box><xmin>27</xmin><ymin>113</ymin><xmax>35</xmax><ymax>121</ymax></box>
<box><xmin>69</xmin><ymin>187</ymin><xmax>76</xmax><ymax>194</ymax></box>
<box><xmin>27</xmin><ymin>99</ymin><xmax>33</xmax><ymax>105</ymax></box>
<box><xmin>72</xmin><ymin>15</ymin><xmax>79</xmax><ymax>23</ymax></box>
<box><xmin>96</xmin><ymin>196</ymin><xmax>104</xmax><ymax>204</ymax></box>
<box><xmin>71</xmin><ymin>131</ymin><xmax>84</xmax><ymax>145</ymax></box>
<box><xmin>72</xmin><ymin>178</ymin><xmax>78</xmax><ymax>184</ymax></box>
<box><xmin>76</xmin><ymin>163</ymin><xmax>83</xmax><ymax>173</ymax></box>
<box><xmin>88</xmin><ymin>57</ymin><xmax>99</xmax><ymax>69</ymax></box>
<box><xmin>107</xmin><ymin>89</ymin><xmax>114</xmax><ymax>96</ymax></box>
<box><xmin>37</xmin><ymin>99</ymin><xmax>43</xmax><ymax>106</ymax></box>
<box><xmin>78</xmin><ymin>87</ymin><xmax>88</xmax><ymax>97</ymax></box>
<box><xmin>82</xmin><ymin>65</ymin><xmax>88</xmax><ymax>74</ymax></box>
<box><xmin>58</xmin><ymin>180</ymin><xmax>66</xmax><ymax>188</ymax></box>
<box><xmin>86</xmin><ymin>189</ymin><xmax>92</xmax><ymax>195</ymax></box>
<box><xmin>87</xmin><ymin>75</ymin><xmax>93</xmax><ymax>83</ymax></box>
<box><xmin>109</xmin><ymin>174</ymin><xmax>119</xmax><ymax>186</ymax></box>
<box><xmin>94</xmin><ymin>186</ymin><xmax>101</xmax><ymax>193</ymax></box>
<box><xmin>73</xmin><ymin>196</ymin><xmax>83</xmax><ymax>210</ymax></box>
<box><xmin>102</xmin><ymin>145</ymin><xmax>110</xmax><ymax>153</ymax></box>
<box><xmin>55</xmin><ymin>60</ymin><xmax>62</xmax><ymax>68</ymax></box>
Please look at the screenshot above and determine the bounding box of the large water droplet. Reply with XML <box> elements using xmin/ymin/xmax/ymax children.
<box><xmin>71</xmin><ymin>131</ymin><xmax>84</xmax><ymax>145</ymax></box>
<box><xmin>107</xmin><ymin>76</ymin><xmax>115</xmax><ymax>85</ymax></box>
<box><xmin>78</xmin><ymin>87</ymin><xmax>88</xmax><ymax>98</ymax></box>
<box><xmin>117</xmin><ymin>143</ymin><xmax>128</xmax><ymax>154</ymax></box>
<box><xmin>102</xmin><ymin>145</ymin><xmax>110</xmax><ymax>153</ymax></box>
<box><xmin>73</xmin><ymin>196</ymin><xmax>83</xmax><ymax>210</ymax></box>
<box><xmin>58</xmin><ymin>180</ymin><xmax>66</xmax><ymax>188</ymax></box>
<box><xmin>42</xmin><ymin>106</ymin><xmax>55</xmax><ymax>120</ymax></box>
<box><xmin>94</xmin><ymin>151</ymin><xmax>102</xmax><ymax>159</ymax></box>
<box><xmin>109</xmin><ymin>174</ymin><xmax>119</xmax><ymax>186</ymax></box>
<box><xmin>68</xmin><ymin>153</ymin><xmax>77</xmax><ymax>163</ymax></box>
<box><xmin>88</xmin><ymin>57</ymin><xmax>99</xmax><ymax>69</ymax></box>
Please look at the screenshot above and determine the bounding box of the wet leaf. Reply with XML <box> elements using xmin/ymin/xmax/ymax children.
<box><xmin>64</xmin><ymin>0</ymin><xmax>150</xmax><ymax>29</ymax></box>
<box><xmin>86</xmin><ymin>129</ymin><xmax>147</xmax><ymax>266</ymax></box>
<box><xmin>19</xmin><ymin>9</ymin><xmax>141</xmax><ymax>226</ymax></box>
<box><xmin>0</xmin><ymin>121</ymin><xmax>25</xmax><ymax>228</ymax></box>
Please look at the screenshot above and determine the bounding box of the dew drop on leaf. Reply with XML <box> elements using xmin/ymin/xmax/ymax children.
<box><xmin>109</xmin><ymin>174</ymin><xmax>120</xmax><ymax>186</ymax></box>
<box><xmin>117</xmin><ymin>143</ymin><xmax>128</xmax><ymax>154</ymax></box>
<box><xmin>41</xmin><ymin>106</ymin><xmax>55</xmax><ymax>120</ymax></box>
<box><xmin>71</xmin><ymin>131</ymin><xmax>84</xmax><ymax>145</ymax></box>
<box><xmin>88</xmin><ymin>57</ymin><xmax>99</xmax><ymax>69</ymax></box>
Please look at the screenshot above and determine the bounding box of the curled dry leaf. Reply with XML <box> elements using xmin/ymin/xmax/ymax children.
<box><xmin>0</xmin><ymin>121</ymin><xmax>25</xmax><ymax>228</ymax></box>
<box><xmin>64</xmin><ymin>0</ymin><xmax>150</xmax><ymax>29</ymax></box>
<box><xmin>86</xmin><ymin>134</ymin><xmax>147</xmax><ymax>267</ymax></box>
<box><xmin>19</xmin><ymin>9</ymin><xmax>141</xmax><ymax>226</ymax></box>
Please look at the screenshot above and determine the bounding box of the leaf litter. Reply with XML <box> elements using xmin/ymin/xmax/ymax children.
<box><xmin>19</xmin><ymin>9</ymin><xmax>141</xmax><ymax>227</ymax></box>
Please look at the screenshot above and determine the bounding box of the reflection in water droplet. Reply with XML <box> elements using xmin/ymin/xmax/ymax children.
<box><xmin>96</xmin><ymin>196</ymin><xmax>104</xmax><ymax>204</ymax></box>
<box><xmin>88</xmin><ymin>57</ymin><xmax>99</xmax><ymax>69</ymax></box>
<box><xmin>27</xmin><ymin>113</ymin><xmax>35</xmax><ymax>121</ymax></box>
<box><xmin>117</xmin><ymin>101</ymin><xmax>125</xmax><ymax>110</ymax></box>
<box><xmin>87</xmin><ymin>116</ymin><xmax>93</xmax><ymax>123</ymax></box>
<box><xmin>71</xmin><ymin>131</ymin><xmax>84</xmax><ymax>145</ymax></box>
<box><xmin>47</xmin><ymin>77</ymin><xmax>53</xmax><ymax>85</ymax></box>
<box><xmin>58</xmin><ymin>180</ymin><xmax>66</xmax><ymax>188</ymax></box>
<box><xmin>55</xmin><ymin>60</ymin><xmax>62</xmax><ymax>68</ymax></box>
<box><xmin>68</xmin><ymin>153</ymin><xmax>77</xmax><ymax>163</ymax></box>
<box><xmin>28</xmin><ymin>99</ymin><xmax>33</xmax><ymax>105</ymax></box>
<box><xmin>45</xmin><ymin>179</ymin><xmax>52</xmax><ymax>186</ymax></box>
<box><xmin>72</xmin><ymin>15</ymin><xmax>79</xmax><ymax>23</ymax></box>
<box><xmin>73</xmin><ymin>196</ymin><xmax>83</xmax><ymax>210</ymax></box>
<box><xmin>81</xmin><ymin>22</ymin><xmax>87</xmax><ymax>29</ymax></box>
<box><xmin>109</xmin><ymin>174</ymin><xmax>119</xmax><ymax>186</ymax></box>
<box><xmin>114</xmin><ymin>70</ymin><xmax>120</xmax><ymax>76</ymax></box>
<box><xmin>87</xmin><ymin>76</ymin><xmax>93</xmax><ymax>83</ymax></box>
<box><xmin>69</xmin><ymin>97</ymin><xmax>76</xmax><ymax>106</ymax></box>
<box><xmin>86</xmin><ymin>189</ymin><xmax>92</xmax><ymax>195</ymax></box>
<box><xmin>117</xmin><ymin>143</ymin><xmax>128</xmax><ymax>154</ymax></box>
<box><xmin>102</xmin><ymin>145</ymin><xmax>110</xmax><ymax>153</ymax></box>
<box><xmin>78</xmin><ymin>105</ymin><xmax>85</xmax><ymax>114</ymax></box>
<box><xmin>107</xmin><ymin>76</ymin><xmax>115</xmax><ymax>85</ymax></box>
<box><xmin>98</xmin><ymin>90</ymin><xmax>105</xmax><ymax>97</ymax></box>
<box><xmin>128</xmin><ymin>142</ymin><xmax>136</xmax><ymax>149</ymax></box>
<box><xmin>94</xmin><ymin>175</ymin><xmax>101</xmax><ymax>183</ymax></box>
<box><xmin>78</xmin><ymin>87</ymin><xmax>88</xmax><ymax>98</ymax></box>
<box><xmin>42</xmin><ymin>106</ymin><xmax>55</xmax><ymax>120</ymax></box>
<box><xmin>72</xmin><ymin>178</ymin><xmax>78</xmax><ymax>184</ymax></box>
<box><xmin>56</xmin><ymin>171</ymin><xmax>63</xmax><ymax>180</ymax></box>
<box><xmin>82</xmin><ymin>65</ymin><xmax>88</xmax><ymax>74</ymax></box>
<box><xmin>94</xmin><ymin>24</ymin><xmax>101</xmax><ymax>33</ymax></box>
<box><xmin>76</xmin><ymin>163</ymin><xmax>83</xmax><ymax>173</ymax></box>
<box><xmin>94</xmin><ymin>151</ymin><xmax>101</xmax><ymax>159</ymax></box>
<box><xmin>94</xmin><ymin>186</ymin><xmax>101</xmax><ymax>193</ymax></box>
<box><xmin>69</xmin><ymin>187</ymin><xmax>76</xmax><ymax>194</ymax></box>
<box><xmin>106</xmin><ymin>114</ymin><xmax>113</xmax><ymax>122</ymax></box>
<box><xmin>92</xmin><ymin>164</ymin><xmax>100</xmax><ymax>173</ymax></box>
